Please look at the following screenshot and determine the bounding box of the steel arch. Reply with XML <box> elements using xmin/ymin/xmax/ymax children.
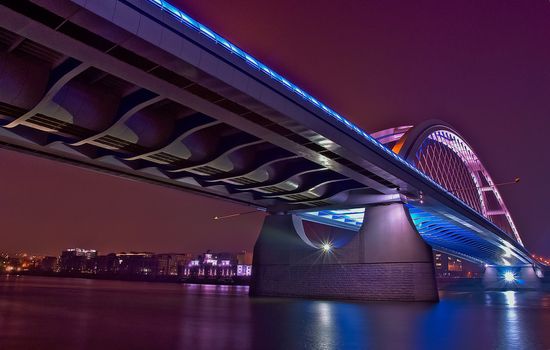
<box><xmin>372</xmin><ymin>120</ymin><xmax>523</xmax><ymax>246</ymax></box>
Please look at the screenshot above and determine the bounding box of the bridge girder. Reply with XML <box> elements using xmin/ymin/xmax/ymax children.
<box><xmin>0</xmin><ymin>0</ymin><xmax>536</xmax><ymax>267</ymax></box>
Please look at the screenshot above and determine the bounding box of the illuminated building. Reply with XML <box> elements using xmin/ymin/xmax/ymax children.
<box><xmin>237</xmin><ymin>251</ymin><xmax>253</xmax><ymax>265</ymax></box>
<box><xmin>115</xmin><ymin>252</ymin><xmax>156</xmax><ymax>275</ymax></box>
<box><xmin>433</xmin><ymin>251</ymin><xmax>479</xmax><ymax>277</ymax></box>
<box><xmin>182</xmin><ymin>251</ymin><xmax>249</xmax><ymax>279</ymax></box>
<box><xmin>156</xmin><ymin>253</ymin><xmax>192</xmax><ymax>276</ymax></box>
<box><xmin>434</xmin><ymin>252</ymin><xmax>462</xmax><ymax>277</ymax></box>
<box><xmin>59</xmin><ymin>248</ymin><xmax>98</xmax><ymax>273</ymax></box>
<box><xmin>237</xmin><ymin>265</ymin><xmax>252</xmax><ymax>277</ymax></box>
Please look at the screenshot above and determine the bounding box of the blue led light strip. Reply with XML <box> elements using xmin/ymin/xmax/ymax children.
<box><xmin>301</xmin><ymin>208</ymin><xmax>366</xmax><ymax>227</ymax></box>
<box><xmin>143</xmin><ymin>0</ymin><xmax>525</xmax><ymax>243</ymax></box>
<box><xmin>145</xmin><ymin>1</ymin><xmax>387</xmax><ymax>146</ymax></box>
<box><xmin>143</xmin><ymin>2</ymin><xmax>449</xmax><ymax>177</ymax></box>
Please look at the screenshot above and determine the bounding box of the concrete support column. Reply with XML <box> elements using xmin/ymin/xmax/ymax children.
<box><xmin>250</xmin><ymin>203</ymin><xmax>439</xmax><ymax>302</ymax></box>
<box><xmin>482</xmin><ymin>265</ymin><xmax>542</xmax><ymax>290</ymax></box>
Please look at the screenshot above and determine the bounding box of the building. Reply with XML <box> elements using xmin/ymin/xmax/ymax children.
<box><xmin>237</xmin><ymin>250</ymin><xmax>253</xmax><ymax>265</ymax></box>
<box><xmin>182</xmin><ymin>250</ymin><xmax>252</xmax><ymax>279</ymax></box>
<box><xmin>115</xmin><ymin>252</ymin><xmax>156</xmax><ymax>275</ymax></box>
<box><xmin>236</xmin><ymin>250</ymin><xmax>253</xmax><ymax>277</ymax></box>
<box><xmin>39</xmin><ymin>256</ymin><xmax>58</xmax><ymax>272</ymax></box>
<box><xmin>434</xmin><ymin>252</ymin><xmax>465</xmax><ymax>277</ymax></box>
<box><xmin>236</xmin><ymin>265</ymin><xmax>252</xmax><ymax>277</ymax></box>
<box><xmin>155</xmin><ymin>253</ymin><xmax>193</xmax><ymax>276</ymax></box>
<box><xmin>59</xmin><ymin>248</ymin><xmax>97</xmax><ymax>273</ymax></box>
<box><xmin>96</xmin><ymin>253</ymin><xmax>117</xmax><ymax>273</ymax></box>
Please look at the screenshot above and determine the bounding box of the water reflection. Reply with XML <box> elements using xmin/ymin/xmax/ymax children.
<box><xmin>0</xmin><ymin>276</ymin><xmax>548</xmax><ymax>350</ymax></box>
<box><xmin>504</xmin><ymin>290</ymin><xmax>517</xmax><ymax>307</ymax></box>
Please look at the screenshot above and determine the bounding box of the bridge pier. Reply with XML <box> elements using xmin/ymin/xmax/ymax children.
<box><xmin>250</xmin><ymin>203</ymin><xmax>439</xmax><ymax>302</ymax></box>
<box><xmin>482</xmin><ymin>265</ymin><xmax>542</xmax><ymax>290</ymax></box>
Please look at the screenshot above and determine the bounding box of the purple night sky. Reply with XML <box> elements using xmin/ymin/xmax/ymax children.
<box><xmin>0</xmin><ymin>0</ymin><xmax>548</xmax><ymax>257</ymax></box>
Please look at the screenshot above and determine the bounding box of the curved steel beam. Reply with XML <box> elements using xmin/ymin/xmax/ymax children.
<box><xmin>282</xmin><ymin>180</ymin><xmax>366</xmax><ymax>204</ymax></box>
<box><xmin>5</xmin><ymin>57</ymin><xmax>90</xmax><ymax>129</ymax></box>
<box><xmin>234</xmin><ymin>161</ymin><xmax>326</xmax><ymax>191</ymax></box>
<box><xmin>166</xmin><ymin>134</ymin><xmax>263</xmax><ymax>174</ymax></box>
<box><xmin>264</xmin><ymin>175</ymin><xmax>351</xmax><ymax>199</ymax></box>
<box><xmin>203</xmin><ymin>149</ymin><xmax>298</xmax><ymax>183</ymax></box>
<box><xmin>125</xmin><ymin>113</ymin><xmax>220</xmax><ymax>164</ymax></box>
<box><xmin>72</xmin><ymin>88</ymin><xmax>162</xmax><ymax>147</ymax></box>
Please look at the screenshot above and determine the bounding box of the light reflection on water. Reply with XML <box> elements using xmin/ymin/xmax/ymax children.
<box><xmin>0</xmin><ymin>276</ymin><xmax>548</xmax><ymax>350</ymax></box>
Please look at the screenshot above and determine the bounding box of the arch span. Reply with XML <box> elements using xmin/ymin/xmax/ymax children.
<box><xmin>372</xmin><ymin>120</ymin><xmax>522</xmax><ymax>246</ymax></box>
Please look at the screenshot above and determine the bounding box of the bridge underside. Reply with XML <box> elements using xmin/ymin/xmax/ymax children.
<box><xmin>0</xmin><ymin>0</ymin><xmax>404</xmax><ymax>214</ymax></box>
<box><xmin>251</xmin><ymin>203</ymin><xmax>439</xmax><ymax>302</ymax></box>
<box><xmin>297</xmin><ymin>201</ymin><xmax>529</xmax><ymax>267</ymax></box>
<box><xmin>252</xmin><ymin>202</ymin><xmax>542</xmax><ymax>301</ymax></box>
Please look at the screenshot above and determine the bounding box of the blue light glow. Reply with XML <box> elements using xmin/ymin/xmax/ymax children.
<box><xmin>299</xmin><ymin>208</ymin><xmax>365</xmax><ymax>231</ymax></box>
<box><xmin>407</xmin><ymin>204</ymin><xmax>502</xmax><ymax>265</ymax></box>
<box><xmin>199</xmin><ymin>25</ymin><xmax>216</xmax><ymax>40</ymax></box>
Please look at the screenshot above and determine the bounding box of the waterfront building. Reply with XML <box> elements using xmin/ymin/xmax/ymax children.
<box><xmin>115</xmin><ymin>252</ymin><xmax>156</xmax><ymax>275</ymax></box>
<box><xmin>39</xmin><ymin>256</ymin><xmax>58</xmax><ymax>272</ymax></box>
<box><xmin>237</xmin><ymin>251</ymin><xmax>253</xmax><ymax>265</ymax></box>
<box><xmin>183</xmin><ymin>251</ymin><xmax>251</xmax><ymax>279</ymax></box>
<box><xmin>236</xmin><ymin>265</ymin><xmax>252</xmax><ymax>277</ymax></box>
<box><xmin>433</xmin><ymin>252</ymin><xmax>479</xmax><ymax>277</ymax></box>
<box><xmin>156</xmin><ymin>253</ymin><xmax>193</xmax><ymax>276</ymax></box>
<box><xmin>96</xmin><ymin>253</ymin><xmax>118</xmax><ymax>273</ymax></box>
<box><xmin>59</xmin><ymin>248</ymin><xmax>97</xmax><ymax>273</ymax></box>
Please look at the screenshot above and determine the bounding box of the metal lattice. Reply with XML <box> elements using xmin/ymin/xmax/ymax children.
<box><xmin>373</xmin><ymin>126</ymin><xmax>523</xmax><ymax>246</ymax></box>
<box><xmin>413</xmin><ymin>130</ymin><xmax>522</xmax><ymax>245</ymax></box>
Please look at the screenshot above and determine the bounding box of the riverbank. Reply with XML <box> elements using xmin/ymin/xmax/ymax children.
<box><xmin>1</xmin><ymin>270</ymin><xmax>251</xmax><ymax>286</ymax></box>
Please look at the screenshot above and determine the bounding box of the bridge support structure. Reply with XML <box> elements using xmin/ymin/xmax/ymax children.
<box><xmin>250</xmin><ymin>203</ymin><xmax>439</xmax><ymax>302</ymax></box>
<box><xmin>482</xmin><ymin>265</ymin><xmax>543</xmax><ymax>290</ymax></box>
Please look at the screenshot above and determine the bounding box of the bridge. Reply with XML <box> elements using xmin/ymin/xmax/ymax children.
<box><xmin>0</xmin><ymin>0</ymin><xmax>543</xmax><ymax>301</ymax></box>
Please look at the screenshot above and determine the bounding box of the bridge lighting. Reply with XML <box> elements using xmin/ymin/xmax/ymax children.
<box><xmin>502</xmin><ymin>246</ymin><xmax>513</xmax><ymax>258</ymax></box>
<box><xmin>321</xmin><ymin>242</ymin><xmax>333</xmax><ymax>253</ymax></box>
<box><xmin>503</xmin><ymin>271</ymin><xmax>516</xmax><ymax>283</ymax></box>
<box><xmin>212</xmin><ymin>209</ymin><xmax>265</xmax><ymax>220</ymax></box>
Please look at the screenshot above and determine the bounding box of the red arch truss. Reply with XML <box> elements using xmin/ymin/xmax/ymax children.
<box><xmin>372</xmin><ymin>121</ymin><xmax>523</xmax><ymax>246</ymax></box>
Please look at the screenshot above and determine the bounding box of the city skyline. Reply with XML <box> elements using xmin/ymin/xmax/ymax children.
<box><xmin>0</xmin><ymin>247</ymin><xmax>483</xmax><ymax>280</ymax></box>
<box><xmin>0</xmin><ymin>244</ymin><xmax>254</xmax><ymax>258</ymax></box>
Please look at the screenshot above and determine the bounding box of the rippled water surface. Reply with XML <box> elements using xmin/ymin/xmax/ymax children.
<box><xmin>0</xmin><ymin>276</ymin><xmax>549</xmax><ymax>350</ymax></box>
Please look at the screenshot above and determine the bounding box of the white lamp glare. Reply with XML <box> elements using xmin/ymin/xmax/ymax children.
<box><xmin>503</xmin><ymin>271</ymin><xmax>516</xmax><ymax>282</ymax></box>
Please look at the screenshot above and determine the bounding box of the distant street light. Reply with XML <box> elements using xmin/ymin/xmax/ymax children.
<box><xmin>213</xmin><ymin>209</ymin><xmax>265</xmax><ymax>221</ymax></box>
<box><xmin>447</xmin><ymin>177</ymin><xmax>520</xmax><ymax>193</ymax></box>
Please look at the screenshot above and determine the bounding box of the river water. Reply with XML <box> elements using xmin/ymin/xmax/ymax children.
<box><xmin>0</xmin><ymin>276</ymin><xmax>549</xmax><ymax>350</ymax></box>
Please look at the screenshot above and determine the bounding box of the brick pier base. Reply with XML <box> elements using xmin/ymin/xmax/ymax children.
<box><xmin>250</xmin><ymin>203</ymin><xmax>439</xmax><ymax>302</ymax></box>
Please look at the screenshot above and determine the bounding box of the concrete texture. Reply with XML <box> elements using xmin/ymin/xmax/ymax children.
<box><xmin>250</xmin><ymin>203</ymin><xmax>439</xmax><ymax>301</ymax></box>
